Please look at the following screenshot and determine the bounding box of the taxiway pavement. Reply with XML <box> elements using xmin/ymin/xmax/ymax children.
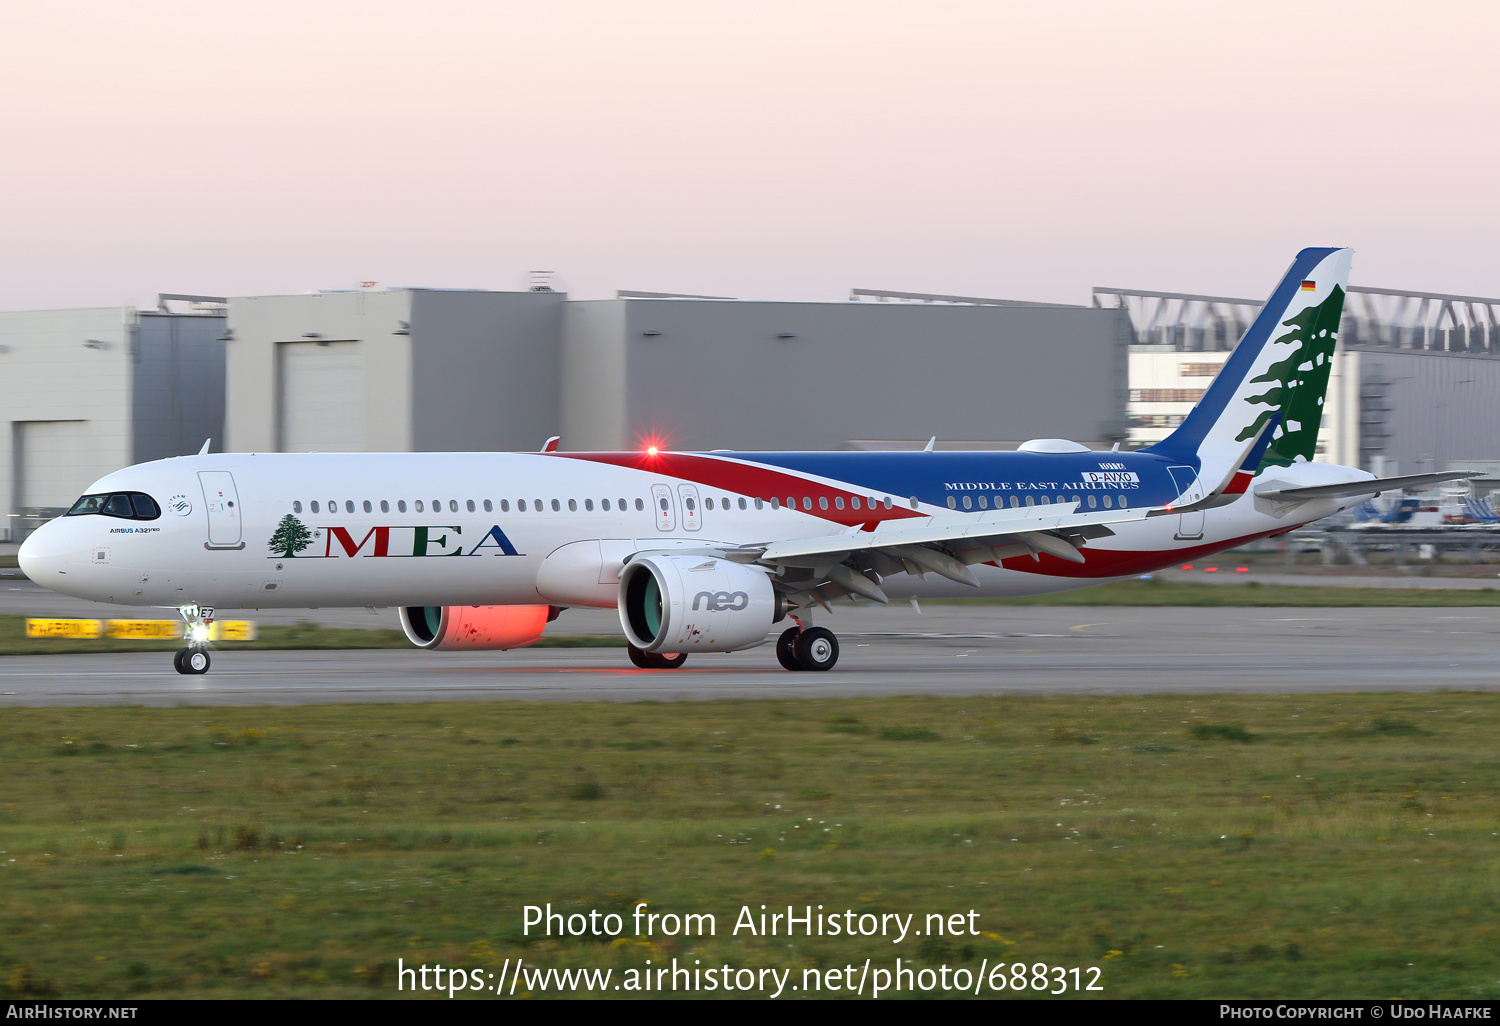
<box><xmin>1</xmin><ymin>604</ymin><xmax>1495</xmax><ymax>706</ymax></box>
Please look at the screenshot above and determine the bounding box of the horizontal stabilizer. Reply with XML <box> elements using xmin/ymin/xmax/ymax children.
<box><xmin>1255</xmin><ymin>471</ymin><xmax>1476</xmax><ymax>502</ymax></box>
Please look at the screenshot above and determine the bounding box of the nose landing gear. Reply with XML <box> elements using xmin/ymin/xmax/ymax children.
<box><xmin>174</xmin><ymin>604</ymin><xmax>214</xmax><ymax>675</ymax></box>
<box><xmin>173</xmin><ymin>647</ymin><xmax>211</xmax><ymax>674</ymax></box>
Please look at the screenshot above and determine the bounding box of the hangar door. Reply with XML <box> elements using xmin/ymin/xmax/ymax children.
<box><xmin>278</xmin><ymin>341</ymin><xmax>366</xmax><ymax>452</ymax></box>
<box><xmin>13</xmin><ymin>420</ymin><xmax>92</xmax><ymax>511</ymax></box>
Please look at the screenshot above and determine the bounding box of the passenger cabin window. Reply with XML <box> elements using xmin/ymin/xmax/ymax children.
<box><xmin>483</xmin><ymin>500</ymin><xmax>492</xmax><ymax>512</ymax></box>
<box><xmin>517</xmin><ymin>500</ymin><xmax>526</xmax><ymax>512</ymax></box>
<box><xmin>450</xmin><ymin>500</ymin><xmax>459</xmax><ymax>513</ymax></box>
<box><xmin>568</xmin><ymin>499</ymin><xmax>577</xmax><ymax>511</ymax></box>
<box><xmin>551</xmin><ymin>499</ymin><xmax>560</xmax><ymax>512</ymax></box>
<box><xmin>293</xmin><ymin>500</ymin><xmax>303</xmax><ymax>514</ymax></box>
<box><xmin>398</xmin><ymin>500</ymin><xmax>407</xmax><ymax>512</ymax></box>
<box><xmin>584</xmin><ymin>499</ymin><xmax>593</xmax><ymax>511</ymax></box>
<box><xmin>345</xmin><ymin>500</ymin><xmax>355</xmax><ymax>513</ymax></box>
<box><xmin>634</xmin><ymin>498</ymin><xmax>643</xmax><ymax>511</ymax></box>
<box><xmin>947</xmin><ymin>497</ymin><xmax>957</xmax><ymax>509</ymax></box>
<box><xmin>311</xmin><ymin>501</ymin><xmax>320</xmax><ymax>513</ymax></box>
<box><xmin>380</xmin><ymin>500</ymin><xmax>389</xmax><ymax>513</ymax></box>
<box><xmin>65</xmin><ymin>492</ymin><xmax>163</xmax><ymax>521</ymax></box>
<box><xmin>601</xmin><ymin>499</ymin><xmax>610</xmax><ymax>511</ymax></box>
<box><xmin>467</xmin><ymin>499</ymin><xmax>476</xmax><ymax>513</ymax></box>
<box><xmin>363</xmin><ymin>500</ymin><xmax>373</xmax><ymax>513</ymax></box>
<box><xmin>416</xmin><ymin>500</ymin><xmax>425</xmax><ymax>512</ymax></box>
<box><xmin>500</xmin><ymin>500</ymin><xmax>509</xmax><ymax>512</ymax></box>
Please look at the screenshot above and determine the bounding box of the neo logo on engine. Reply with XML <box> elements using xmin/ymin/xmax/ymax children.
<box><xmin>692</xmin><ymin>591</ymin><xmax>750</xmax><ymax>612</ymax></box>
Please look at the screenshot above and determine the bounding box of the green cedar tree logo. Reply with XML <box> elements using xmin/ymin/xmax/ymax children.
<box><xmin>1234</xmin><ymin>284</ymin><xmax>1347</xmax><ymax>471</ymax></box>
<box><xmin>268</xmin><ymin>514</ymin><xmax>314</xmax><ymax>557</ymax></box>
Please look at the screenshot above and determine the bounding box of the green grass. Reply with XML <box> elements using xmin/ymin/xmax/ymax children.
<box><xmin>1</xmin><ymin>694</ymin><xmax>1498</xmax><ymax>998</ymax></box>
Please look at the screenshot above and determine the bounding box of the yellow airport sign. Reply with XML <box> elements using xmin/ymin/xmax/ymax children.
<box><xmin>106</xmin><ymin>620</ymin><xmax>182</xmax><ymax>640</ymax></box>
<box><xmin>26</xmin><ymin>618</ymin><xmax>256</xmax><ymax>641</ymax></box>
<box><xmin>25</xmin><ymin>619</ymin><xmax>104</xmax><ymax>639</ymax></box>
<box><xmin>208</xmin><ymin>621</ymin><xmax>256</xmax><ymax>642</ymax></box>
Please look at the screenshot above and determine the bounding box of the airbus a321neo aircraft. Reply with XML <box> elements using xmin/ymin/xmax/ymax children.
<box><xmin>19</xmin><ymin>248</ymin><xmax>1462</xmax><ymax>675</ymax></box>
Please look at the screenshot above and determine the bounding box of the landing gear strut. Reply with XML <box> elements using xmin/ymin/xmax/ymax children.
<box><xmin>776</xmin><ymin>624</ymin><xmax>839</xmax><ymax>672</ymax></box>
<box><xmin>175</xmin><ymin>604</ymin><xmax>214</xmax><ymax>675</ymax></box>
<box><xmin>627</xmin><ymin>644</ymin><xmax>688</xmax><ymax>670</ymax></box>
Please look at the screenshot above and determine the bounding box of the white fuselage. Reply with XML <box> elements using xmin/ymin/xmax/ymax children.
<box><xmin>19</xmin><ymin>450</ymin><xmax>1361</xmax><ymax>613</ymax></box>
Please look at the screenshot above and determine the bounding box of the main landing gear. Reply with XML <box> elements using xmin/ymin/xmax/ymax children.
<box><xmin>627</xmin><ymin>645</ymin><xmax>688</xmax><ymax>670</ymax></box>
<box><xmin>776</xmin><ymin>624</ymin><xmax>839</xmax><ymax>672</ymax></box>
<box><xmin>174</xmin><ymin>604</ymin><xmax>214</xmax><ymax>675</ymax></box>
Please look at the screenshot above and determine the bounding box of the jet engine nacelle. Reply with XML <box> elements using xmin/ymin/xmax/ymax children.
<box><xmin>399</xmin><ymin>604</ymin><xmax>551</xmax><ymax>650</ymax></box>
<box><xmin>618</xmin><ymin>554</ymin><xmax>782</xmax><ymax>654</ymax></box>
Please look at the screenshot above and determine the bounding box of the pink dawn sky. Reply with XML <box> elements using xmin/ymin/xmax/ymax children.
<box><xmin>1</xmin><ymin>0</ymin><xmax>1495</xmax><ymax>310</ymax></box>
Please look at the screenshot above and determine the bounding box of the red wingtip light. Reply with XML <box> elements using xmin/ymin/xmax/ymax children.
<box><xmin>1180</xmin><ymin>564</ymin><xmax>1193</xmax><ymax>571</ymax></box>
<box><xmin>1236</xmin><ymin>567</ymin><xmax>1249</xmax><ymax>573</ymax></box>
<box><xmin>1205</xmin><ymin>566</ymin><xmax>1218</xmax><ymax>572</ymax></box>
<box><xmin>646</xmin><ymin>446</ymin><xmax>659</xmax><ymax>456</ymax></box>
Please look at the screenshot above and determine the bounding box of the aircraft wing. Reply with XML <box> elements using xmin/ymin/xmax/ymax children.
<box><xmin>1255</xmin><ymin>471</ymin><xmax>1476</xmax><ymax>502</ymax></box>
<box><xmin>710</xmin><ymin>501</ymin><xmax>1151</xmax><ymax>603</ymax></box>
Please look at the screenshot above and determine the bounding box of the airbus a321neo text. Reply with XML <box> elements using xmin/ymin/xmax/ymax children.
<box><xmin>20</xmin><ymin>248</ymin><xmax>1461</xmax><ymax>675</ymax></box>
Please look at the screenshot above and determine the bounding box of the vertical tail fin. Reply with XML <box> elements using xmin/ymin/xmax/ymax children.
<box><xmin>1144</xmin><ymin>247</ymin><xmax>1352</xmax><ymax>489</ymax></box>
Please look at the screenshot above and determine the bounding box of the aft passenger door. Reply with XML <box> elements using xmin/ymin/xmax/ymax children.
<box><xmin>1167</xmin><ymin>465</ymin><xmax>1204</xmax><ymax>540</ymax></box>
<box><xmin>198</xmin><ymin>471</ymin><xmax>245</xmax><ymax>549</ymax></box>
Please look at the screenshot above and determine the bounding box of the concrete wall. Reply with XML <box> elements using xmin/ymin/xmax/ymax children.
<box><xmin>226</xmin><ymin>289</ymin><xmax>565</xmax><ymax>454</ymax></box>
<box><xmin>408</xmin><ymin>290</ymin><xmax>565</xmax><ymax>452</ymax></box>
<box><xmin>561</xmin><ymin>299</ymin><xmax>1130</xmax><ymax>451</ymax></box>
<box><xmin>559</xmin><ymin>300</ymin><xmax>628</xmax><ymax>451</ymax></box>
<box><xmin>131</xmin><ymin>312</ymin><xmax>227</xmax><ymax>463</ymax></box>
<box><xmin>1358</xmin><ymin>349</ymin><xmax>1500</xmax><ymax>474</ymax></box>
<box><xmin>0</xmin><ymin>309</ymin><xmax>135</xmax><ymax>538</ymax></box>
<box><xmin>225</xmin><ymin>290</ymin><xmax>415</xmax><ymax>453</ymax></box>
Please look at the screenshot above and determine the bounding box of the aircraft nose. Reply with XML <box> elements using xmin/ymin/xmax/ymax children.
<box><xmin>18</xmin><ymin>520</ymin><xmax>68</xmax><ymax>585</ymax></box>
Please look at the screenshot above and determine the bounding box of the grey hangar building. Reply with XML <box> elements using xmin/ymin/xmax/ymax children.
<box><xmin>2</xmin><ymin>277</ymin><xmax>1495</xmax><ymax>540</ymax></box>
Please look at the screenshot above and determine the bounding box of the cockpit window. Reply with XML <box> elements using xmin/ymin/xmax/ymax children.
<box><xmin>65</xmin><ymin>492</ymin><xmax>163</xmax><ymax>521</ymax></box>
<box><xmin>67</xmin><ymin>495</ymin><xmax>110</xmax><ymax>515</ymax></box>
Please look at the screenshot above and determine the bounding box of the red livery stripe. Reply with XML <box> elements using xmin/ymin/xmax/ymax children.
<box><xmin>550</xmin><ymin>451</ymin><xmax>926</xmax><ymax>528</ymax></box>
